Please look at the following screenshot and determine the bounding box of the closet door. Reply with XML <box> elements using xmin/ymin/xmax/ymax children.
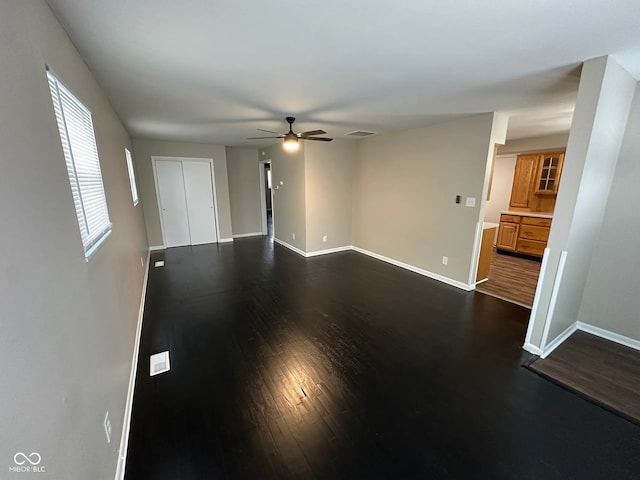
<box><xmin>155</xmin><ymin>160</ymin><xmax>191</xmax><ymax>247</ymax></box>
<box><xmin>182</xmin><ymin>160</ymin><xmax>218</xmax><ymax>244</ymax></box>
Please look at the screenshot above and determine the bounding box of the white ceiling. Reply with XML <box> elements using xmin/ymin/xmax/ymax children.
<box><xmin>47</xmin><ymin>0</ymin><xmax>640</xmax><ymax>147</ymax></box>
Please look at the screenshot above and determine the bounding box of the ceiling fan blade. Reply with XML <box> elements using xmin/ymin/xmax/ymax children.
<box><xmin>305</xmin><ymin>137</ymin><xmax>333</xmax><ymax>142</ymax></box>
<box><xmin>247</xmin><ymin>136</ymin><xmax>284</xmax><ymax>139</ymax></box>
<box><xmin>299</xmin><ymin>129</ymin><xmax>326</xmax><ymax>137</ymax></box>
<box><xmin>256</xmin><ymin>128</ymin><xmax>279</xmax><ymax>134</ymax></box>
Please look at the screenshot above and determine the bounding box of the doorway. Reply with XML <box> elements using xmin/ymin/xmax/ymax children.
<box><xmin>258</xmin><ymin>160</ymin><xmax>273</xmax><ymax>237</ymax></box>
<box><xmin>476</xmin><ymin>152</ymin><xmax>561</xmax><ymax>307</ymax></box>
<box><xmin>152</xmin><ymin>156</ymin><xmax>220</xmax><ymax>247</ymax></box>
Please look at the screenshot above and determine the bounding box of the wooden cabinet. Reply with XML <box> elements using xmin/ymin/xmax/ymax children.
<box><xmin>509</xmin><ymin>151</ymin><xmax>565</xmax><ymax>209</ymax></box>
<box><xmin>497</xmin><ymin>213</ymin><xmax>552</xmax><ymax>257</ymax></box>
<box><xmin>534</xmin><ymin>153</ymin><xmax>564</xmax><ymax>194</ymax></box>
<box><xmin>509</xmin><ymin>155</ymin><xmax>537</xmax><ymax>208</ymax></box>
<box><xmin>497</xmin><ymin>221</ymin><xmax>519</xmax><ymax>251</ymax></box>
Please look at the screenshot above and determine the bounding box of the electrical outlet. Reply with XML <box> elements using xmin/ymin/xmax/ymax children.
<box><xmin>442</xmin><ymin>256</ymin><xmax>448</xmax><ymax>265</ymax></box>
<box><xmin>292</xmin><ymin>233</ymin><xmax>296</xmax><ymax>240</ymax></box>
<box><xmin>322</xmin><ymin>235</ymin><xmax>327</xmax><ymax>242</ymax></box>
<box><xmin>465</xmin><ymin>197</ymin><xmax>476</xmax><ymax>207</ymax></box>
<box><xmin>104</xmin><ymin>411</ymin><xmax>112</xmax><ymax>443</ymax></box>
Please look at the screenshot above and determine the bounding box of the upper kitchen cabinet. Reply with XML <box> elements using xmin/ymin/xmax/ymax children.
<box><xmin>534</xmin><ymin>152</ymin><xmax>564</xmax><ymax>194</ymax></box>
<box><xmin>509</xmin><ymin>154</ymin><xmax>538</xmax><ymax>208</ymax></box>
<box><xmin>509</xmin><ymin>151</ymin><xmax>565</xmax><ymax>211</ymax></box>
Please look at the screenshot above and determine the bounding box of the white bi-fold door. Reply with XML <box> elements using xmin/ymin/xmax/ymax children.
<box><xmin>154</xmin><ymin>157</ymin><xmax>218</xmax><ymax>247</ymax></box>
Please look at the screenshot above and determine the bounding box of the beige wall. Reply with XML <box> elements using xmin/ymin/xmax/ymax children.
<box><xmin>0</xmin><ymin>2</ymin><xmax>149</xmax><ymax>478</ymax></box>
<box><xmin>261</xmin><ymin>143</ymin><xmax>307</xmax><ymax>251</ymax></box>
<box><xmin>226</xmin><ymin>147</ymin><xmax>262</xmax><ymax>236</ymax></box>
<box><xmin>498</xmin><ymin>133</ymin><xmax>569</xmax><ymax>155</ymax></box>
<box><xmin>578</xmin><ymin>82</ymin><xmax>640</xmax><ymax>342</ymax></box>
<box><xmin>352</xmin><ymin>114</ymin><xmax>497</xmax><ymax>286</ymax></box>
<box><xmin>527</xmin><ymin>57</ymin><xmax>637</xmax><ymax>350</ymax></box>
<box><xmin>305</xmin><ymin>140</ymin><xmax>356</xmax><ymax>252</ymax></box>
<box><xmin>133</xmin><ymin>139</ymin><xmax>233</xmax><ymax>246</ymax></box>
<box><xmin>484</xmin><ymin>154</ymin><xmax>517</xmax><ymax>227</ymax></box>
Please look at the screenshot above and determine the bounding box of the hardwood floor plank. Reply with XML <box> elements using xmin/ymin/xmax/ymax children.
<box><xmin>529</xmin><ymin>331</ymin><xmax>640</xmax><ymax>422</ymax></box>
<box><xmin>476</xmin><ymin>248</ymin><xmax>542</xmax><ymax>307</ymax></box>
<box><xmin>124</xmin><ymin>238</ymin><xmax>640</xmax><ymax>479</ymax></box>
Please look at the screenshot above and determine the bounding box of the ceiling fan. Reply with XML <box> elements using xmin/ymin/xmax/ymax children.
<box><xmin>248</xmin><ymin>116</ymin><xmax>333</xmax><ymax>151</ymax></box>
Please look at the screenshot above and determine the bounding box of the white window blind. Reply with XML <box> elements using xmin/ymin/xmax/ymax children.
<box><xmin>47</xmin><ymin>69</ymin><xmax>112</xmax><ymax>258</ymax></box>
<box><xmin>125</xmin><ymin>148</ymin><xmax>139</xmax><ymax>205</ymax></box>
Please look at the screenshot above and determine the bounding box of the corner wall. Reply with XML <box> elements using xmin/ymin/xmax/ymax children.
<box><xmin>262</xmin><ymin>143</ymin><xmax>307</xmax><ymax>252</ymax></box>
<box><xmin>0</xmin><ymin>2</ymin><xmax>148</xmax><ymax>478</ymax></box>
<box><xmin>351</xmin><ymin>114</ymin><xmax>499</xmax><ymax>287</ymax></box>
<box><xmin>133</xmin><ymin>139</ymin><xmax>233</xmax><ymax>245</ymax></box>
<box><xmin>305</xmin><ymin>140</ymin><xmax>356</xmax><ymax>252</ymax></box>
<box><xmin>578</xmin><ymin>82</ymin><xmax>640</xmax><ymax>344</ymax></box>
<box><xmin>226</xmin><ymin>147</ymin><xmax>262</xmax><ymax>236</ymax></box>
<box><xmin>526</xmin><ymin>56</ymin><xmax>637</xmax><ymax>352</ymax></box>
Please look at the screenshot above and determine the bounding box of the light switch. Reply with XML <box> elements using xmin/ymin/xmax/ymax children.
<box><xmin>465</xmin><ymin>197</ymin><xmax>476</xmax><ymax>207</ymax></box>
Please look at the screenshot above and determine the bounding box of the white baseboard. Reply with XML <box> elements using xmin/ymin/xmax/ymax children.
<box><xmin>351</xmin><ymin>246</ymin><xmax>473</xmax><ymax>291</ymax></box>
<box><xmin>273</xmin><ymin>237</ymin><xmax>307</xmax><ymax>257</ymax></box>
<box><xmin>149</xmin><ymin>245</ymin><xmax>165</xmax><ymax>251</ymax></box>
<box><xmin>232</xmin><ymin>232</ymin><xmax>263</xmax><ymax>238</ymax></box>
<box><xmin>218</xmin><ymin>238</ymin><xmax>234</xmax><ymax>243</ymax></box>
<box><xmin>523</xmin><ymin>343</ymin><xmax>543</xmax><ymax>355</ymax></box>
<box><xmin>306</xmin><ymin>245</ymin><xmax>352</xmax><ymax>257</ymax></box>
<box><xmin>273</xmin><ymin>240</ymin><xmax>472</xmax><ymax>291</ymax></box>
<box><xmin>114</xmin><ymin>249</ymin><xmax>150</xmax><ymax>480</ymax></box>
<box><xmin>577</xmin><ymin>322</ymin><xmax>640</xmax><ymax>352</ymax></box>
<box><xmin>541</xmin><ymin>321</ymin><xmax>577</xmax><ymax>359</ymax></box>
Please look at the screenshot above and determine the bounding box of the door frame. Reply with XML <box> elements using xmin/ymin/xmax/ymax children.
<box><xmin>152</xmin><ymin>156</ymin><xmax>221</xmax><ymax>247</ymax></box>
<box><xmin>258</xmin><ymin>159</ymin><xmax>272</xmax><ymax>235</ymax></box>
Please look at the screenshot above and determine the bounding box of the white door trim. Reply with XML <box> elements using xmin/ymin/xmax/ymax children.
<box><xmin>152</xmin><ymin>156</ymin><xmax>220</xmax><ymax>246</ymax></box>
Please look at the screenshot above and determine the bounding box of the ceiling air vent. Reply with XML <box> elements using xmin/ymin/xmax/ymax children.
<box><xmin>345</xmin><ymin>130</ymin><xmax>376</xmax><ymax>137</ymax></box>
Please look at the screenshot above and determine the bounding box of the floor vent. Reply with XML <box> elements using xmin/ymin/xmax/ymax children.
<box><xmin>150</xmin><ymin>351</ymin><xmax>170</xmax><ymax>376</ymax></box>
<box><xmin>345</xmin><ymin>130</ymin><xmax>376</xmax><ymax>137</ymax></box>
<box><xmin>154</xmin><ymin>260</ymin><xmax>165</xmax><ymax>267</ymax></box>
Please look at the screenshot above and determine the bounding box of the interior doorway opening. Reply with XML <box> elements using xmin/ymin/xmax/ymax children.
<box><xmin>476</xmin><ymin>151</ymin><xmax>564</xmax><ymax>307</ymax></box>
<box><xmin>258</xmin><ymin>159</ymin><xmax>273</xmax><ymax>238</ymax></box>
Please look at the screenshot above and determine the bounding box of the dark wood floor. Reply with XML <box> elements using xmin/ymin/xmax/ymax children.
<box><xmin>529</xmin><ymin>331</ymin><xmax>640</xmax><ymax>423</ymax></box>
<box><xmin>476</xmin><ymin>249</ymin><xmax>542</xmax><ymax>308</ymax></box>
<box><xmin>125</xmin><ymin>237</ymin><xmax>640</xmax><ymax>479</ymax></box>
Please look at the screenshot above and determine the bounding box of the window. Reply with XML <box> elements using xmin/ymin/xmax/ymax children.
<box><xmin>47</xmin><ymin>69</ymin><xmax>112</xmax><ymax>258</ymax></box>
<box><xmin>125</xmin><ymin>148</ymin><xmax>139</xmax><ymax>205</ymax></box>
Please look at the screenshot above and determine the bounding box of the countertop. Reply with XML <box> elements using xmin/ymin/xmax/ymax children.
<box><xmin>500</xmin><ymin>210</ymin><xmax>553</xmax><ymax>219</ymax></box>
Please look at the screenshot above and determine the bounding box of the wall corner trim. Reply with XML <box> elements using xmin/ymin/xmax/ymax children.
<box><xmin>114</xmin><ymin>249</ymin><xmax>151</xmax><ymax>480</ymax></box>
<box><xmin>522</xmin><ymin>343</ymin><xmax>543</xmax><ymax>355</ymax></box>
<box><xmin>273</xmin><ymin>237</ymin><xmax>307</xmax><ymax>256</ymax></box>
<box><xmin>541</xmin><ymin>321</ymin><xmax>578</xmax><ymax>359</ymax></box>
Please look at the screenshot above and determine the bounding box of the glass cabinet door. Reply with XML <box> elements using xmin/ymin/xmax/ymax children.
<box><xmin>535</xmin><ymin>154</ymin><xmax>563</xmax><ymax>194</ymax></box>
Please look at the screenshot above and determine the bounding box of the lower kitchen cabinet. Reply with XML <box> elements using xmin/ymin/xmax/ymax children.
<box><xmin>497</xmin><ymin>213</ymin><xmax>551</xmax><ymax>257</ymax></box>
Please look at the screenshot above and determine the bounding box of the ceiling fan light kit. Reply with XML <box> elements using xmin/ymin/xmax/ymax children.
<box><xmin>247</xmin><ymin>116</ymin><xmax>333</xmax><ymax>152</ymax></box>
<box><xmin>283</xmin><ymin>133</ymin><xmax>299</xmax><ymax>152</ymax></box>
